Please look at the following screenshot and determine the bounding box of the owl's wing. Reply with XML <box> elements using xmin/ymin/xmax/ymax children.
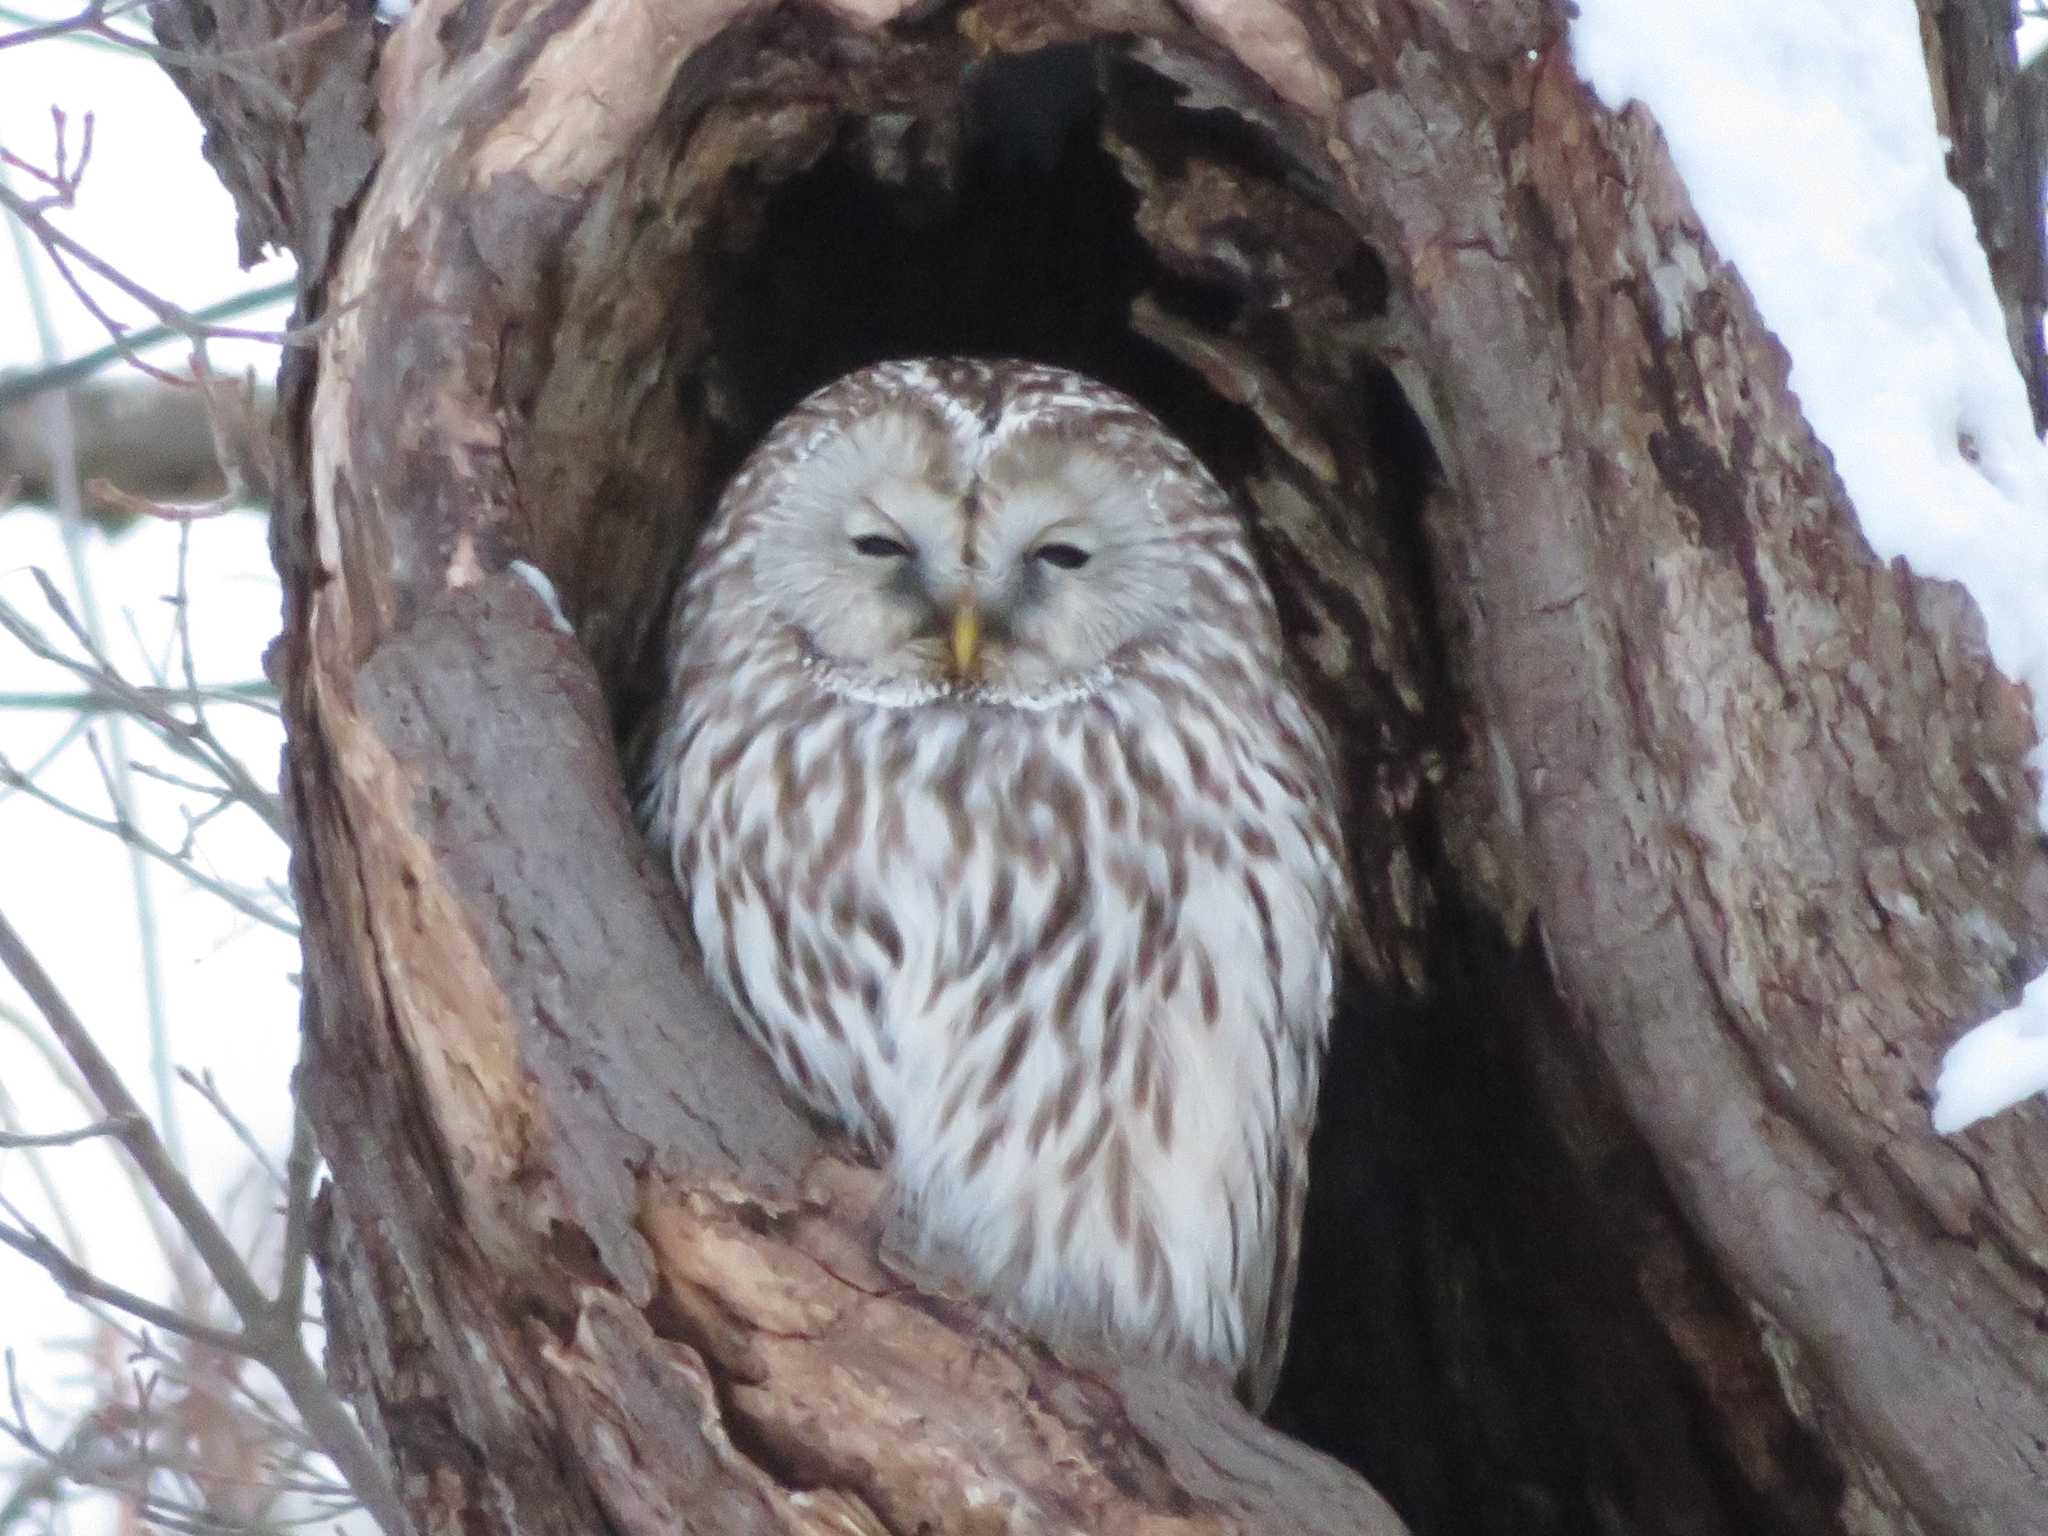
<box><xmin>1236</xmin><ymin>1124</ymin><xmax>1309</xmax><ymax>1412</ymax></box>
<box><xmin>1231</xmin><ymin>683</ymin><xmax>1345</xmax><ymax>1413</ymax></box>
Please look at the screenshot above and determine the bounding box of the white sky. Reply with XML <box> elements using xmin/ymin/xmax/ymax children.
<box><xmin>0</xmin><ymin>5</ymin><xmax>302</xmax><ymax>1509</ymax></box>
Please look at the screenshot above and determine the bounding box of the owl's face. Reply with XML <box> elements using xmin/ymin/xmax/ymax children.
<box><xmin>733</xmin><ymin>369</ymin><xmax>1209</xmax><ymax>702</ymax></box>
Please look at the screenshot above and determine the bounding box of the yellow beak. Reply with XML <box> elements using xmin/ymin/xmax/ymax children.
<box><xmin>949</xmin><ymin>602</ymin><xmax>981</xmax><ymax>682</ymax></box>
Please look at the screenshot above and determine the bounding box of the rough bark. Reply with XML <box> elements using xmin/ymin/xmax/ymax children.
<box><xmin>1343</xmin><ymin>45</ymin><xmax>2048</xmax><ymax>1534</ymax></box>
<box><xmin>152</xmin><ymin>1</ymin><xmax>2048</xmax><ymax>1534</ymax></box>
<box><xmin>1920</xmin><ymin>0</ymin><xmax>2048</xmax><ymax>426</ymax></box>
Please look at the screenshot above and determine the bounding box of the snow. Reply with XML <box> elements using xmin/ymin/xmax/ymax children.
<box><xmin>510</xmin><ymin>559</ymin><xmax>573</xmax><ymax>633</ymax></box>
<box><xmin>1930</xmin><ymin>972</ymin><xmax>2048</xmax><ymax>1133</ymax></box>
<box><xmin>1570</xmin><ymin>3</ymin><xmax>2048</xmax><ymax>1133</ymax></box>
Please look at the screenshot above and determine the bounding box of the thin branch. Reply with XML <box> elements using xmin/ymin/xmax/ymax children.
<box><xmin>0</xmin><ymin>925</ymin><xmax>261</xmax><ymax>1316</ymax></box>
<box><xmin>96</xmin><ymin>1316</ymin><xmax>316</xmax><ymax>1457</ymax></box>
<box><xmin>0</xmin><ymin>109</ymin><xmax>91</xmax><ymax>211</ymax></box>
<box><xmin>0</xmin><ymin>582</ymin><xmax>287</xmax><ymax>836</ymax></box>
<box><xmin>0</xmin><ymin>755</ymin><xmax>297</xmax><ymax>935</ymax></box>
<box><xmin>0</xmin><ymin>1208</ymin><xmax>248</xmax><ymax>1355</ymax></box>
<box><xmin>128</xmin><ymin>760</ymin><xmax>243</xmax><ymax>797</ymax></box>
<box><xmin>0</xmin><ymin>175</ymin><xmax>338</xmax><ymax>379</ymax></box>
<box><xmin>34</xmin><ymin>567</ymin><xmax>284</xmax><ymax>829</ymax></box>
<box><xmin>36</xmin><ymin>235</ymin><xmax>186</xmax><ymax>386</ymax></box>
<box><xmin>0</xmin><ymin>283</ymin><xmax>296</xmax><ymax>412</ymax></box>
<box><xmin>6</xmin><ymin>160</ymin><xmax>183</xmax><ymax>1167</ymax></box>
<box><xmin>0</xmin><ymin>2</ymin><xmax>150</xmax><ymax>53</ymax></box>
<box><xmin>0</xmin><ymin>1081</ymin><xmax>92</xmax><ymax>1261</ymax></box>
<box><xmin>0</xmin><ymin>710</ymin><xmax>89</xmax><ymax>807</ymax></box>
<box><xmin>0</xmin><ymin>1114</ymin><xmax>142</xmax><ymax>1149</ymax></box>
<box><xmin>0</xmin><ymin>0</ymin><xmax>154</xmax><ymax>53</ymax></box>
<box><xmin>0</xmin><ymin>1360</ymin><xmax>155</xmax><ymax>1530</ymax></box>
<box><xmin>0</xmin><ymin>2</ymin><xmax>339</xmax><ymax>118</ymax></box>
<box><xmin>176</xmin><ymin>1069</ymin><xmax>282</xmax><ymax>1189</ymax></box>
<box><xmin>0</xmin><ymin>998</ymin><xmax>193</xmax><ymax>1296</ymax></box>
<box><xmin>0</xmin><ymin>1388</ymin><xmax>354</xmax><ymax>1536</ymax></box>
<box><xmin>0</xmin><ymin>181</ymin><xmax>289</xmax><ymax>347</ymax></box>
<box><xmin>0</xmin><ymin>682</ymin><xmax>278</xmax><ymax>715</ymax></box>
<box><xmin>0</xmin><ymin>911</ymin><xmax>403</xmax><ymax>1536</ymax></box>
<box><xmin>271</xmin><ymin>1105</ymin><xmax>316</xmax><ymax>1334</ymax></box>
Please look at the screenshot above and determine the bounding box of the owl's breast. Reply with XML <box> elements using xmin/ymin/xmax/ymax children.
<box><xmin>659</xmin><ymin>659</ymin><xmax>1340</xmax><ymax>1379</ymax></box>
<box><xmin>856</xmin><ymin>682</ymin><xmax>1337</xmax><ymax>1365</ymax></box>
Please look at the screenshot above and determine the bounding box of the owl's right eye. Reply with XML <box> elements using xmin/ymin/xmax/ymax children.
<box><xmin>851</xmin><ymin>533</ymin><xmax>914</xmax><ymax>560</ymax></box>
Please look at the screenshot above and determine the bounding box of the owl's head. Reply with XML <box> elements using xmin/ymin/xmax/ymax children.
<box><xmin>716</xmin><ymin>359</ymin><xmax>1256</xmax><ymax>704</ymax></box>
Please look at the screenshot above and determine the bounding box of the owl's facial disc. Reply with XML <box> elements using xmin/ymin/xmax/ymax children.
<box><xmin>750</xmin><ymin>403</ymin><xmax>1190</xmax><ymax>701</ymax></box>
<box><xmin>961</xmin><ymin>438</ymin><xmax>1191</xmax><ymax>695</ymax></box>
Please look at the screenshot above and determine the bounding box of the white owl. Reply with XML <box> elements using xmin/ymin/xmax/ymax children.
<box><xmin>643</xmin><ymin>358</ymin><xmax>1347</xmax><ymax>1406</ymax></box>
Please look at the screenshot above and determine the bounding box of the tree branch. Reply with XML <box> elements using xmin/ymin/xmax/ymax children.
<box><xmin>1</xmin><ymin>377</ymin><xmax>274</xmax><ymax>515</ymax></box>
<box><xmin>0</xmin><ymin>1113</ymin><xmax>141</xmax><ymax>1148</ymax></box>
<box><xmin>0</xmin><ymin>1206</ymin><xmax>250</xmax><ymax>1353</ymax></box>
<box><xmin>0</xmin><ymin>908</ymin><xmax>404</xmax><ymax>1536</ymax></box>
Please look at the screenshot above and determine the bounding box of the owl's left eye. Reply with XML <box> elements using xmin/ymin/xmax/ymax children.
<box><xmin>1032</xmin><ymin>543</ymin><xmax>1091</xmax><ymax>570</ymax></box>
<box><xmin>851</xmin><ymin>533</ymin><xmax>914</xmax><ymax>560</ymax></box>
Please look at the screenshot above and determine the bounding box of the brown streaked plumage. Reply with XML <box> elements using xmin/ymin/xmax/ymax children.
<box><xmin>643</xmin><ymin>358</ymin><xmax>1348</xmax><ymax>1407</ymax></box>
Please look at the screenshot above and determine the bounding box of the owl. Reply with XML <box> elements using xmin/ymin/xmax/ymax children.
<box><xmin>642</xmin><ymin>358</ymin><xmax>1347</xmax><ymax>1407</ymax></box>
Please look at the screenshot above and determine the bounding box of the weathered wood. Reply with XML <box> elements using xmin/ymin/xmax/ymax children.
<box><xmin>1332</xmin><ymin>34</ymin><xmax>2048</xmax><ymax>1534</ymax></box>
<box><xmin>1920</xmin><ymin>0</ymin><xmax>2048</xmax><ymax>426</ymax></box>
<box><xmin>146</xmin><ymin>0</ymin><xmax>2048</xmax><ymax>1532</ymax></box>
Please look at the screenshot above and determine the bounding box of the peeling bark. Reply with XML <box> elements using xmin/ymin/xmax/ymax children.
<box><xmin>151</xmin><ymin>1</ymin><xmax>2048</xmax><ymax>1533</ymax></box>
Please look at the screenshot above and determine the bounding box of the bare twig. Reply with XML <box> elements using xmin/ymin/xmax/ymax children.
<box><xmin>0</xmin><ymin>109</ymin><xmax>93</xmax><ymax>210</ymax></box>
<box><xmin>0</xmin><ymin>752</ymin><xmax>296</xmax><ymax>934</ymax></box>
<box><xmin>83</xmin><ymin>363</ymin><xmax>271</xmax><ymax>522</ymax></box>
<box><xmin>0</xmin><ymin>0</ymin><xmax>153</xmax><ymax>53</ymax></box>
<box><xmin>0</xmin><ymin>1114</ymin><xmax>142</xmax><ymax>1149</ymax></box>
<box><xmin>0</xmin><ymin>909</ymin><xmax>404</xmax><ymax>1536</ymax></box>
<box><xmin>0</xmin><ymin>1340</ymin><xmax>352</xmax><ymax>1536</ymax></box>
<box><xmin>0</xmin><ymin>283</ymin><xmax>295</xmax><ymax>411</ymax></box>
<box><xmin>0</xmin><ymin>174</ymin><xmax>338</xmax><ymax>364</ymax></box>
<box><xmin>0</xmin><ymin>74</ymin><xmax>385</xmax><ymax>1536</ymax></box>
<box><xmin>0</xmin><ymin>997</ymin><xmax>195</xmax><ymax>1298</ymax></box>
<box><xmin>0</xmin><ymin>2</ymin><xmax>342</xmax><ymax>117</ymax></box>
<box><xmin>0</xmin><ymin>1071</ymin><xmax>93</xmax><ymax>1259</ymax></box>
<box><xmin>0</xmin><ymin>1200</ymin><xmax>247</xmax><ymax>1354</ymax></box>
<box><xmin>0</xmin><ymin>710</ymin><xmax>89</xmax><ymax>810</ymax></box>
<box><xmin>0</xmin><ymin>183</ymin><xmax>289</xmax><ymax>348</ymax></box>
<box><xmin>103</xmin><ymin>1320</ymin><xmax>317</xmax><ymax>1457</ymax></box>
<box><xmin>6</xmin><ymin>160</ymin><xmax>185</xmax><ymax>1170</ymax></box>
<box><xmin>128</xmin><ymin>760</ymin><xmax>243</xmax><ymax>797</ymax></box>
<box><xmin>177</xmin><ymin>1069</ymin><xmax>283</xmax><ymax>1189</ymax></box>
<box><xmin>272</xmin><ymin>1106</ymin><xmax>316</xmax><ymax>1334</ymax></box>
<box><xmin>0</xmin><ymin>682</ymin><xmax>278</xmax><ymax>715</ymax></box>
<box><xmin>0</xmin><ymin>579</ymin><xmax>286</xmax><ymax>836</ymax></box>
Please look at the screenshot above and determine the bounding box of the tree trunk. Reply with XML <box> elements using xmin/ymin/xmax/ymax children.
<box><xmin>1921</xmin><ymin>0</ymin><xmax>2048</xmax><ymax>426</ymax></box>
<box><xmin>153</xmin><ymin>1</ymin><xmax>2048</xmax><ymax>1533</ymax></box>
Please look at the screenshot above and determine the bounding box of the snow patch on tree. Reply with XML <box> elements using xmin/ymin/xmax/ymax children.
<box><xmin>1571</xmin><ymin>1</ymin><xmax>2048</xmax><ymax>1132</ymax></box>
